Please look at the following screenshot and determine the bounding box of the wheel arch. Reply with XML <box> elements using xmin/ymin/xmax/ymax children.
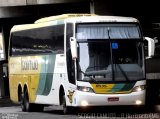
<box><xmin>59</xmin><ymin>85</ymin><xmax>65</xmax><ymax>105</ymax></box>
<box><xmin>18</xmin><ymin>83</ymin><xmax>22</xmax><ymax>102</ymax></box>
<box><xmin>23</xmin><ymin>84</ymin><xmax>28</xmax><ymax>93</ymax></box>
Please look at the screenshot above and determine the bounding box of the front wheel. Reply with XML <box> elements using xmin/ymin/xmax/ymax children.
<box><xmin>62</xmin><ymin>95</ymin><xmax>72</xmax><ymax>114</ymax></box>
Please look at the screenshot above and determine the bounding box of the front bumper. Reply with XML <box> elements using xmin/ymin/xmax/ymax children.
<box><xmin>72</xmin><ymin>90</ymin><xmax>145</xmax><ymax>107</ymax></box>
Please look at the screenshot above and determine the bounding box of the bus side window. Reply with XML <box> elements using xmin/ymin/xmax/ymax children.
<box><xmin>50</xmin><ymin>25</ymin><xmax>64</xmax><ymax>54</ymax></box>
<box><xmin>10</xmin><ymin>25</ymin><xmax>64</xmax><ymax>56</ymax></box>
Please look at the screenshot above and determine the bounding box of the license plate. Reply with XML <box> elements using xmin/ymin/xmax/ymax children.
<box><xmin>108</xmin><ymin>97</ymin><xmax>119</xmax><ymax>102</ymax></box>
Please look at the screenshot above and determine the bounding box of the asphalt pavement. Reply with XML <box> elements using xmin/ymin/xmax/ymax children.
<box><xmin>0</xmin><ymin>97</ymin><xmax>18</xmax><ymax>107</ymax></box>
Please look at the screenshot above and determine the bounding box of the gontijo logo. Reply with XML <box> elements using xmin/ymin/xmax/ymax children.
<box><xmin>21</xmin><ymin>59</ymin><xmax>38</xmax><ymax>70</ymax></box>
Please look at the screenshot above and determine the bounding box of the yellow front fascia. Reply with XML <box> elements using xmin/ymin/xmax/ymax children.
<box><xmin>91</xmin><ymin>84</ymin><xmax>132</xmax><ymax>94</ymax></box>
<box><xmin>91</xmin><ymin>84</ymin><xmax>115</xmax><ymax>93</ymax></box>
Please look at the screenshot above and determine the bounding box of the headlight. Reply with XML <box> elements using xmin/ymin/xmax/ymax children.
<box><xmin>135</xmin><ymin>100</ymin><xmax>143</xmax><ymax>105</ymax></box>
<box><xmin>77</xmin><ymin>86</ymin><xmax>94</xmax><ymax>93</ymax></box>
<box><xmin>132</xmin><ymin>85</ymin><xmax>146</xmax><ymax>92</ymax></box>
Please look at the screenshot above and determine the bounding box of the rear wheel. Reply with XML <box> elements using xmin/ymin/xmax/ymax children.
<box><xmin>21</xmin><ymin>90</ymin><xmax>44</xmax><ymax>112</ymax></box>
<box><xmin>23</xmin><ymin>90</ymin><xmax>33</xmax><ymax>112</ymax></box>
<box><xmin>19</xmin><ymin>92</ymin><xmax>25</xmax><ymax>112</ymax></box>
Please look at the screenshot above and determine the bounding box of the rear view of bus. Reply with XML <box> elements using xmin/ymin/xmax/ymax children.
<box><xmin>66</xmin><ymin>16</ymin><xmax>146</xmax><ymax>109</ymax></box>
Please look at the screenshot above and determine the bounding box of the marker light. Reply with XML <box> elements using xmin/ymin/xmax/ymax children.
<box><xmin>136</xmin><ymin>100</ymin><xmax>142</xmax><ymax>105</ymax></box>
<box><xmin>81</xmin><ymin>100</ymin><xmax>88</xmax><ymax>106</ymax></box>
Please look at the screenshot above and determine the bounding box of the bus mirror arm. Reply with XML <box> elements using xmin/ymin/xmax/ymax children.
<box><xmin>144</xmin><ymin>37</ymin><xmax>156</xmax><ymax>58</ymax></box>
<box><xmin>70</xmin><ymin>37</ymin><xmax>78</xmax><ymax>60</ymax></box>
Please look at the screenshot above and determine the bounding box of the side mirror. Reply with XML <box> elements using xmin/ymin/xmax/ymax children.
<box><xmin>144</xmin><ymin>37</ymin><xmax>155</xmax><ymax>58</ymax></box>
<box><xmin>153</xmin><ymin>37</ymin><xmax>158</xmax><ymax>44</ymax></box>
<box><xmin>70</xmin><ymin>37</ymin><xmax>77</xmax><ymax>60</ymax></box>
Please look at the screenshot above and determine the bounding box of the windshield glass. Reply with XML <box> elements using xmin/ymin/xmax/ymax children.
<box><xmin>76</xmin><ymin>24</ymin><xmax>141</xmax><ymax>40</ymax></box>
<box><xmin>78</xmin><ymin>41</ymin><xmax>144</xmax><ymax>82</ymax></box>
<box><xmin>76</xmin><ymin>23</ymin><xmax>144</xmax><ymax>82</ymax></box>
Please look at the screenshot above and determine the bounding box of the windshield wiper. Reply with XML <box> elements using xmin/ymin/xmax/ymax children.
<box><xmin>80</xmin><ymin>70</ymin><xmax>99</xmax><ymax>84</ymax></box>
<box><xmin>116</xmin><ymin>64</ymin><xmax>129</xmax><ymax>81</ymax></box>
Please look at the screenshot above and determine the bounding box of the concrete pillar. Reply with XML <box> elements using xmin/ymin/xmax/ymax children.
<box><xmin>1</xmin><ymin>26</ymin><xmax>9</xmax><ymax>60</ymax></box>
<box><xmin>0</xmin><ymin>33</ymin><xmax>5</xmax><ymax>60</ymax></box>
<box><xmin>90</xmin><ymin>0</ymin><xmax>95</xmax><ymax>14</ymax></box>
<box><xmin>0</xmin><ymin>30</ymin><xmax>5</xmax><ymax>97</ymax></box>
<box><xmin>0</xmin><ymin>62</ymin><xmax>5</xmax><ymax>98</ymax></box>
<box><xmin>90</xmin><ymin>0</ymin><xmax>113</xmax><ymax>15</ymax></box>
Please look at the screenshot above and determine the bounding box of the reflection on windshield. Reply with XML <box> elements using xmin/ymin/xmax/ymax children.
<box><xmin>78</xmin><ymin>41</ymin><xmax>144</xmax><ymax>82</ymax></box>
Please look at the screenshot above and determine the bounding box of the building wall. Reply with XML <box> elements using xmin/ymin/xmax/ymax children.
<box><xmin>0</xmin><ymin>0</ymin><xmax>26</xmax><ymax>6</ymax></box>
<box><xmin>0</xmin><ymin>0</ymin><xmax>88</xmax><ymax>6</ymax></box>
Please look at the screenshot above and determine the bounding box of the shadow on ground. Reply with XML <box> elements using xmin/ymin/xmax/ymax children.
<box><xmin>0</xmin><ymin>97</ymin><xmax>18</xmax><ymax>107</ymax></box>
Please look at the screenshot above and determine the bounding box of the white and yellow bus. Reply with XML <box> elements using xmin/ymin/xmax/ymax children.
<box><xmin>8</xmin><ymin>14</ymin><xmax>151</xmax><ymax>114</ymax></box>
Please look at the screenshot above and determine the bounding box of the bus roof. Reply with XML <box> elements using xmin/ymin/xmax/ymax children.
<box><xmin>11</xmin><ymin>14</ymin><xmax>139</xmax><ymax>32</ymax></box>
<box><xmin>35</xmin><ymin>14</ymin><xmax>138</xmax><ymax>24</ymax></box>
<box><xmin>66</xmin><ymin>15</ymin><xmax>139</xmax><ymax>23</ymax></box>
<box><xmin>11</xmin><ymin>14</ymin><xmax>96</xmax><ymax>32</ymax></box>
<box><xmin>34</xmin><ymin>14</ymin><xmax>96</xmax><ymax>23</ymax></box>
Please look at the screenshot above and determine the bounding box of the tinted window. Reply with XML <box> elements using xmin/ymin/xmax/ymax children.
<box><xmin>10</xmin><ymin>25</ymin><xmax>64</xmax><ymax>56</ymax></box>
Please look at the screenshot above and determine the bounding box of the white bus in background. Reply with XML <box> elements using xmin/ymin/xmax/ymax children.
<box><xmin>8</xmin><ymin>14</ymin><xmax>155</xmax><ymax>114</ymax></box>
<box><xmin>145</xmin><ymin>36</ymin><xmax>160</xmax><ymax>106</ymax></box>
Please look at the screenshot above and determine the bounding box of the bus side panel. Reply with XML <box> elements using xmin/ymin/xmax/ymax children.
<box><xmin>21</xmin><ymin>55</ymin><xmax>44</xmax><ymax>103</ymax></box>
<box><xmin>9</xmin><ymin>56</ymin><xmax>43</xmax><ymax>103</ymax></box>
<box><xmin>9</xmin><ymin>74</ymin><xmax>19</xmax><ymax>103</ymax></box>
<box><xmin>35</xmin><ymin>54</ymin><xmax>66</xmax><ymax>105</ymax></box>
<box><xmin>9</xmin><ymin>57</ymin><xmax>26</xmax><ymax>103</ymax></box>
<box><xmin>9</xmin><ymin>54</ymin><xmax>66</xmax><ymax>105</ymax></box>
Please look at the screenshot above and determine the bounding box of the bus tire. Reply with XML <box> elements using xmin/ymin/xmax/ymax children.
<box><xmin>20</xmin><ymin>93</ymin><xmax>25</xmax><ymax>112</ymax></box>
<box><xmin>62</xmin><ymin>95</ymin><xmax>71</xmax><ymax>114</ymax></box>
<box><xmin>24</xmin><ymin>90</ymin><xmax>33</xmax><ymax>112</ymax></box>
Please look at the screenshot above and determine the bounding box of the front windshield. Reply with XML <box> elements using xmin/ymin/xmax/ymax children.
<box><xmin>78</xmin><ymin>41</ymin><xmax>144</xmax><ymax>82</ymax></box>
<box><xmin>76</xmin><ymin>23</ymin><xmax>144</xmax><ymax>82</ymax></box>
